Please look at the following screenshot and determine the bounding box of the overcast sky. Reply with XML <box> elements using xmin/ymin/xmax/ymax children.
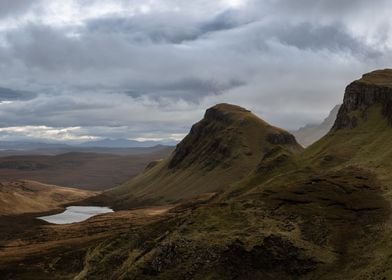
<box><xmin>0</xmin><ymin>0</ymin><xmax>391</xmax><ymax>143</ymax></box>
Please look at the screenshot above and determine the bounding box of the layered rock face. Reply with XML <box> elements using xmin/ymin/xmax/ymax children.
<box><xmin>333</xmin><ymin>69</ymin><xmax>392</xmax><ymax>129</ymax></box>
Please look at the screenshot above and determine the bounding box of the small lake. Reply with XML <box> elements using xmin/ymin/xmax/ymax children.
<box><xmin>37</xmin><ymin>206</ymin><xmax>114</xmax><ymax>224</ymax></box>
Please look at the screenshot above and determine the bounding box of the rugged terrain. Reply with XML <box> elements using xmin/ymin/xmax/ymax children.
<box><xmin>76</xmin><ymin>69</ymin><xmax>392</xmax><ymax>279</ymax></box>
<box><xmin>2</xmin><ymin>69</ymin><xmax>392</xmax><ymax>279</ymax></box>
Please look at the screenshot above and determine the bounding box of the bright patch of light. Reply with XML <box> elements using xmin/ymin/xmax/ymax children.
<box><xmin>133</xmin><ymin>133</ymin><xmax>186</xmax><ymax>142</ymax></box>
<box><xmin>0</xmin><ymin>101</ymin><xmax>13</xmax><ymax>105</ymax></box>
<box><xmin>0</xmin><ymin>126</ymin><xmax>99</xmax><ymax>141</ymax></box>
<box><xmin>220</xmin><ymin>0</ymin><xmax>247</xmax><ymax>8</ymax></box>
<box><xmin>139</xmin><ymin>4</ymin><xmax>151</xmax><ymax>14</ymax></box>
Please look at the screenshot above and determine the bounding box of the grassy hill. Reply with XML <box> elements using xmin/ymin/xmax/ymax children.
<box><xmin>106</xmin><ymin>103</ymin><xmax>303</xmax><ymax>207</ymax></box>
<box><xmin>0</xmin><ymin>180</ymin><xmax>94</xmax><ymax>215</ymax></box>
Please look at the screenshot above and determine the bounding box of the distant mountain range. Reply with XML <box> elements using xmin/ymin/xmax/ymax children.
<box><xmin>78</xmin><ymin>138</ymin><xmax>177</xmax><ymax>148</ymax></box>
<box><xmin>292</xmin><ymin>104</ymin><xmax>341</xmax><ymax>147</ymax></box>
<box><xmin>0</xmin><ymin>138</ymin><xmax>178</xmax><ymax>153</ymax></box>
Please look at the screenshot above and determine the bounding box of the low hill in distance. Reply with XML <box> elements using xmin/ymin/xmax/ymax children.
<box><xmin>0</xmin><ymin>143</ymin><xmax>174</xmax><ymax>156</ymax></box>
<box><xmin>0</xmin><ymin>180</ymin><xmax>94</xmax><ymax>215</ymax></box>
<box><xmin>0</xmin><ymin>146</ymin><xmax>172</xmax><ymax>191</ymax></box>
<box><xmin>78</xmin><ymin>138</ymin><xmax>177</xmax><ymax>148</ymax></box>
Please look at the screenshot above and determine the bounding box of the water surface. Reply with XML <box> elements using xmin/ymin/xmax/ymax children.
<box><xmin>37</xmin><ymin>206</ymin><xmax>114</xmax><ymax>224</ymax></box>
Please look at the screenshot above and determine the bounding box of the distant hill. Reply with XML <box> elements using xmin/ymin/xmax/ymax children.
<box><xmin>292</xmin><ymin>104</ymin><xmax>341</xmax><ymax>147</ymax></box>
<box><xmin>107</xmin><ymin>103</ymin><xmax>303</xmax><ymax>207</ymax></box>
<box><xmin>0</xmin><ymin>142</ymin><xmax>175</xmax><ymax>157</ymax></box>
<box><xmin>0</xmin><ymin>180</ymin><xmax>94</xmax><ymax>215</ymax></box>
<box><xmin>0</xmin><ymin>137</ymin><xmax>177</xmax><ymax>156</ymax></box>
<box><xmin>0</xmin><ymin>141</ymin><xmax>71</xmax><ymax>151</ymax></box>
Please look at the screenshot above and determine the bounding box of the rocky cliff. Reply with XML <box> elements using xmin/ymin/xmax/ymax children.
<box><xmin>333</xmin><ymin>69</ymin><xmax>392</xmax><ymax>130</ymax></box>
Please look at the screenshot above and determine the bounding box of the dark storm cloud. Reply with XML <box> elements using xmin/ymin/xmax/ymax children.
<box><xmin>124</xmin><ymin>78</ymin><xmax>244</xmax><ymax>102</ymax></box>
<box><xmin>0</xmin><ymin>87</ymin><xmax>37</xmax><ymax>101</ymax></box>
<box><xmin>0</xmin><ymin>0</ymin><xmax>390</xmax><ymax>141</ymax></box>
<box><xmin>271</xmin><ymin>0</ymin><xmax>387</xmax><ymax>15</ymax></box>
<box><xmin>86</xmin><ymin>9</ymin><xmax>244</xmax><ymax>44</ymax></box>
<box><xmin>270</xmin><ymin>23</ymin><xmax>380</xmax><ymax>56</ymax></box>
<box><xmin>0</xmin><ymin>0</ymin><xmax>37</xmax><ymax>17</ymax></box>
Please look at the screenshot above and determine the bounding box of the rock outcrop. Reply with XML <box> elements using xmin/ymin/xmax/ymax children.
<box><xmin>333</xmin><ymin>69</ymin><xmax>392</xmax><ymax>130</ymax></box>
<box><xmin>169</xmin><ymin>103</ymin><xmax>302</xmax><ymax>170</ymax></box>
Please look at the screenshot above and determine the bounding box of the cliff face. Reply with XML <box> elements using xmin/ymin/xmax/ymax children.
<box><xmin>168</xmin><ymin>104</ymin><xmax>251</xmax><ymax>170</ymax></box>
<box><xmin>333</xmin><ymin>69</ymin><xmax>392</xmax><ymax>130</ymax></box>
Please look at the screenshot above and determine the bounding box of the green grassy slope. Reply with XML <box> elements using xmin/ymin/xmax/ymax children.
<box><xmin>75</xmin><ymin>69</ymin><xmax>392</xmax><ymax>279</ymax></box>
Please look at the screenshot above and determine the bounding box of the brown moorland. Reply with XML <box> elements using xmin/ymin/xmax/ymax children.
<box><xmin>0</xmin><ymin>147</ymin><xmax>172</xmax><ymax>191</ymax></box>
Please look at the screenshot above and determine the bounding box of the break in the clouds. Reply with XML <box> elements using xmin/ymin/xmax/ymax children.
<box><xmin>0</xmin><ymin>0</ymin><xmax>391</xmax><ymax>142</ymax></box>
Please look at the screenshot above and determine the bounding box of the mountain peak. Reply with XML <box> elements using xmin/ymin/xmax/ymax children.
<box><xmin>168</xmin><ymin>103</ymin><xmax>300</xmax><ymax>170</ymax></box>
<box><xmin>203</xmin><ymin>103</ymin><xmax>255</xmax><ymax>123</ymax></box>
<box><xmin>110</xmin><ymin>103</ymin><xmax>303</xmax><ymax>206</ymax></box>
<box><xmin>206</xmin><ymin>103</ymin><xmax>251</xmax><ymax>115</ymax></box>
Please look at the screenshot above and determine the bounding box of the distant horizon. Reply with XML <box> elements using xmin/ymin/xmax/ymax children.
<box><xmin>0</xmin><ymin>137</ymin><xmax>179</xmax><ymax>146</ymax></box>
<box><xmin>0</xmin><ymin>102</ymin><xmax>340</xmax><ymax>144</ymax></box>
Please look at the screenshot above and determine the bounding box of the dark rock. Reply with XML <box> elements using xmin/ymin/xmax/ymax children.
<box><xmin>222</xmin><ymin>235</ymin><xmax>319</xmax><ymax>278</ymax></box>
<box><xmin>168</xmin><ymin>104</ymin><xmax>251</xmax><ymax>170</ymax></box>
<box><xmin>267</xmin><ymin>132</ymin><xmax>297</xmax><ymax>145</ymax></box>
<box><xmin>143</xmin><ymin>243</ymin><xmax>178</xmax><ymax>275</ymax></box>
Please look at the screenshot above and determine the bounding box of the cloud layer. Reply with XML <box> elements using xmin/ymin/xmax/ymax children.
<box><xmin>0</xmin><ymin>0</ymin><xmax>391</xmax><ymax>142</ymax></box>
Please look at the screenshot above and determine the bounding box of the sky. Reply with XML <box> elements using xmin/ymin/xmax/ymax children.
<box><xmin>0</xmin><ymin>0</ymin><xmax>391</xmax><ymax>143</ymax></box>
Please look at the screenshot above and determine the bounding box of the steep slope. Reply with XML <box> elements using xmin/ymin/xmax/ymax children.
<box><xmin>292</xmin><ymin>104</ymin><xmax>340</xmax><ymax>147</ymax></box>
<box><xmin>0</xmin><ymin>180</ymin><xmax>94</xmax><ymax>215</ymax></box>
<box><xmin>107</xmin><ymin>103</ymin><xmax>303</xmax><ymax>207</ymax></box>
<box><xmin>77</xmin><ymin>69</ymin><xmax>392</xmax><ymax>280</ymax></box>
